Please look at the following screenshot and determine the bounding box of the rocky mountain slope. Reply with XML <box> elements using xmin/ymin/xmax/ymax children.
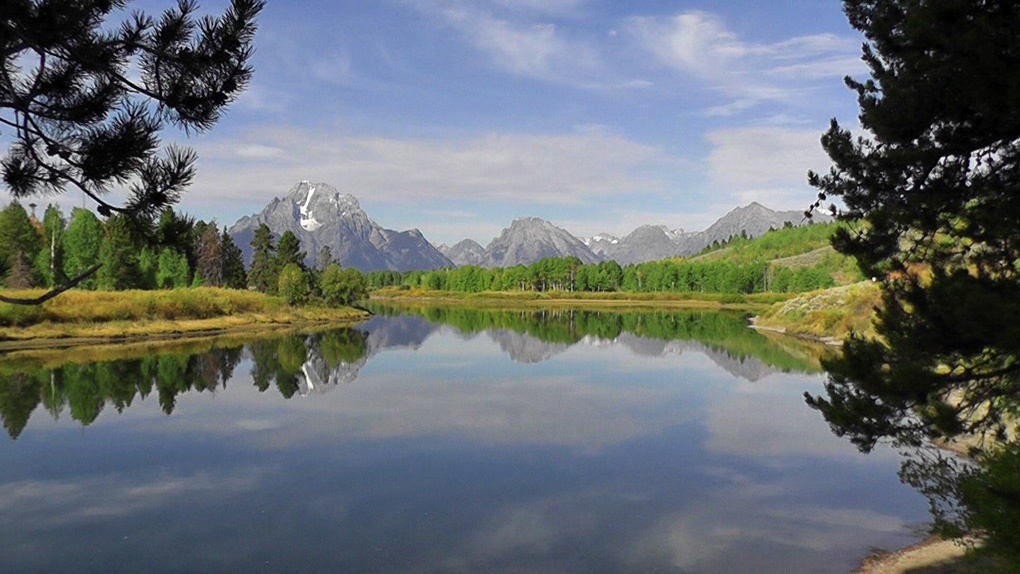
<box><xmin>228</xmin><ymin>181</ymin><xmax>452</xmax><ymax>272</ymax></box>
<box><xmin>589</xmin><ymin>202</ymin><xmax>829</xmax><ymax>264</ymax></box>
<box><xmin>439</xmin><ymin>239</ymin><xmax>486</xmax><ymax>267</ymax></box>
<box><xmin>481</xmin><ymin>217</ymin><xmax>601</xmax><ymax>268</ymax></box>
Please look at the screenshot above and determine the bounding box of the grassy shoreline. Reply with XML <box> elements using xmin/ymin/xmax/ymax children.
<box><xmin>369</xmin><ymin>287</ymin><xmax>793</xmax><ymax>312</ymax></box>
<box><xmin>751</xmin><ymin>281</ymin><xmax>882</xmax><ymax>343</ymax></box>
<box><xmin>0</xmin><ymin>287</ymin><xmax>368</xmax><ymax>348</ymax></box>
<box><xmin>1</xmin><ymin>284</ymin><xmax>875</xmax><ymax>349</ymax></box>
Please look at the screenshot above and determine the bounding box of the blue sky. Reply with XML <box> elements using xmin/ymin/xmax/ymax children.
<box><xmin>9</xmin><ymin>0</ymin><xmax>869</xmax><ymax>246</ymax></box>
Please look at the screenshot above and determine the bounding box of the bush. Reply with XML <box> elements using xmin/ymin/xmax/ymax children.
<box><xmin>278</xmin><ymin>264</ymin><xmax>311</xmax><ymax>306</ymax></box>
<box><xmin>320</xmin><ymin>264</ymin><xmax>367</xmax><ymax>306</ymax></box>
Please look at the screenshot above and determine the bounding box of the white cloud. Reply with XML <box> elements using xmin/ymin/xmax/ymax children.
<box><xmin>627</xmin><ymin>11</ymin><xmax>865</xmax><ymax>113</ymax></box>
<box><xmin>434</xmin><ymin>4</ymin><xmax>600</xmax><ymax>81</ymax></box>
<box><xmin>191</xmin><ymin>125</ymin><xmax>682</xmax><ymax>209</ymax></box>
<box><xmin>309</xmin><ymin>52</ymin><xmax>357</xmax><ymax>86</ymax></box>
<box><xmin>706</xmin><ymin>125</ymin><xmax>831</xmax><ymax>209</ymax></box>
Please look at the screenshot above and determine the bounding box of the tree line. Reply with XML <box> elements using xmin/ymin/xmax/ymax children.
<box><xmin>0</xmin><ymin>201</ymin><xmax>366</xmax><ymax>306</ymax></box>
<box><xmin>366</xmin><ymin>256</ymin><xmax>836</xmax><ymax>295</ymax></box>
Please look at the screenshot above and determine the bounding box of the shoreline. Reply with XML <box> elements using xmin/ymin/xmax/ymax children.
<box><xmin>0</xmin><ymin>310</ymin><xmax>370</xmax><ymax>352</ymax></box>
<box><xmin>854</xmin><ymin>536</ymin><xmax>986</xmax><ymax>574</ymax></box>
<box><xmin>368</xmin><ymin>293</ymin><xmax>779</xmax><ymax>312</ymax></box>
<box><xmin>0</xmin><ymin>316</ymin><xmax>369</xmax><ymax>352</ymax></box>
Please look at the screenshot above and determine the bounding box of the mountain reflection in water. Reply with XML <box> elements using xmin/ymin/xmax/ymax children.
<box><xmin>0</xmin><ymin>308</ymin><xmax>828</xmax><ymax>437</ymax></box>
<box><xmin>0</xmin><ymin>306</ymin><xmax>928</xmax><ymax>574</ymax></box>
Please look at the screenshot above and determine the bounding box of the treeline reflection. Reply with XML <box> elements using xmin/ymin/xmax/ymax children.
<box><xmin>0</xmin><ymin>329</ymin><xmax>368</xmax><ymax>439</ymax></box>
<box><xmin>369</xmin><ymin>304</ymin><xmax>828</xmax><ymax>373</ymax></box>
<box><xmin>0</xmin><ymin>307</ymin><xmax>828</xmax><ymax>439</ymax></box>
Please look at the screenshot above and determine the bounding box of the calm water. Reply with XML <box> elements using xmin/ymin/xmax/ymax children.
<box><xmin>0</xmin><ymin>307</ymin><xmax>928</xmax><ymax>573</ymax></box>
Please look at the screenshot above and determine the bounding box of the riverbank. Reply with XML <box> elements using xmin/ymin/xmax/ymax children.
<box><xmin>0</xmin><ymin>287</ymin><xmax>368</xmax><ymax>349</ymax></box>
<box><xmin>855</xmin><ymin>536</ymin><xmax>997</xmax><ymax>574</ymax></box>
<box><xmin>751</xmin><ymin>281</ymin><xmax>881</xmax><ymax>342</ymax></box>
<box><xmin>369</xmin><ymin>287</ymin><xmax>791</xmax><ymax>312</ymax></box>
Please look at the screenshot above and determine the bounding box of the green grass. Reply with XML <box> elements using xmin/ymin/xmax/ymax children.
<box><xmin>370</xmin><ymin>287</ymin><xmax>795</xmax><ymax>310</ymax></box>
<box><xmin>0</xmin><ymin>287</ymin><xmax>368</xmax><ymax>343</ymax></box>
<box><xmin>753</xmin><ymin>281</ymin><xmax>882</xmax><ymax>342</ymax></box>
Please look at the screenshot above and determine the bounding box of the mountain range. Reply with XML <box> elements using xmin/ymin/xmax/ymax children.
<box><xmin>229</xmin><ymin>181</ymin><xmax>827</xmax><ymax>272</ymax></box>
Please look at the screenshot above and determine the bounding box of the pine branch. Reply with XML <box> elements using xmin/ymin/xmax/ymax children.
<box><xmin>0</xmin><ymin>264</ymin><xmax>102</xmax><ymax>305</ymax></box>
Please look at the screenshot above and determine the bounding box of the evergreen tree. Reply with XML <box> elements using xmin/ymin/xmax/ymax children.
<box><xmin>195</xmin><ymin>223</ymin><xmax>223</xmax><ymax>287</ymax></box>
<box><xmin>1</xmin><ymin>1</ymin><xmax>263</xmax><ymax>219</ymax></box>
<box><xmin>220</xmin><ymin>230</ymin><xmax>247</xmax><ymax>289</ymax></box>
<box><xmin>804</xmin><ymin>0</ymin><xmax>1020</xmax><ymax>562</ymax></box>
<box><xmin>137</xmin><ymin>247</ymin><xmax>158</xmax><ymax>290</ymax></box>
<box><xmin>96</xmin><ymin>216</ymin><xmax>141</xmax><ymax>290</ymax></box>
<box><xmin>61</xmin><ymin>208</ymin><xmax>103</xmax><ymax>290</ymax></box>
<box><xmin>276</xmin><ymin>230</ymin><xmax>306</xmax><ymax>269</ymax></box>
<box><xmin>247</xmin><ymin>224</ymin><xmax>277</xmax><ymax>293</ymax></box>
<box><xmin>0</xmin><ymin>201</ymin><xmax>41</xmax><ymax>287</ymax></box>
<box><xmin>808</xmin><ymin>0</ymin><xmax>1020</xmax><ymax>451</ymax></box>
<box><xmin>156</xmin><ymin>248</ymin><xmax>190</xmax><ymax>289</ymax></box>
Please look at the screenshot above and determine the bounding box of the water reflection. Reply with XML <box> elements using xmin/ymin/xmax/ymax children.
<box><xmin>0</xmin><ymin>308</ymin><xmax>830</xmax><ymax>438</ymax></box>
<box><xmin>0</xmin><ymin>307</ymin><xmax>923</xmax><ymax>573</ymax></box>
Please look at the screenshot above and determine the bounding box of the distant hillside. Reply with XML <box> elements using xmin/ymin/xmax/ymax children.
<box><xmin>691</xmin><ymin>222</ymin><xmax>863</xmax><ymax>287</ymax></box>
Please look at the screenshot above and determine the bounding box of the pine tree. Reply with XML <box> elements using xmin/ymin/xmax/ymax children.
<box><xmin>156</xmin><ymin>248</ymin><xmax>190</xmax><ymax>289</ymax></box>
<box><xmin>247</xmin><ymin>224</ymin><xmax>277</xmax><ymax>293</ymax></box>
<box><xmin>0</xmin><ymin>201</ymin><xmax>41</xmax><ymax>287</ymax></box>
<box><xmin>195</xmin><ymin>223</ymin><xmax>223</xmax><ymax>287</ymax></box>
<box><xmin>61</xmin><ymin>208</ymin><xmax>103</xmax><ymax>290</ymax></box>
<box><xmin>220</xmin><ymin>230</ymin><xmax>247</xmax><ymax>289</ymax></box>
<box><xmin>804</xmin><ymin>0</ymin><xmax>1020</xmax><ymax>562</ymax></box>
<box><xmin>1</xmin><ymin>1</ymin><xmax>262</xmax><ymax>304</ymax></box>
<box><xmin>96</xmin><ymin>216</ymin><xmax>141</xmax><ymax>290</ymax></box>
<box><xmin>1</xmin><ymin>1</ymin><xmax>263</xmax><ymax>219</ymax></box>
<box><xmin>276</xmin><ymin>231</ymin><xmax>306</xmax><ymax>270</ymax></box>
<box><xmin>137</xmin><ymin>247</ymin><xmax>158</xmax><ymax>290</ymax></box>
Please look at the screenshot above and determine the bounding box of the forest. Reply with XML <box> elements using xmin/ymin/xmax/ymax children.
<box><xmin>0</xmin><ymin>200</ymin><xmax>366</xmax><ymax>307</ymax></box>
<box><xmin>366</xmin><ymin>223</ymin><xmax>858</xmax><ymax>295</ymax></box>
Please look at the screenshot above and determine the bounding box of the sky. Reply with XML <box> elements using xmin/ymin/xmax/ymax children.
<box><xmin>5</xmin><ymin>0</ymin><xmax>869</xmax><ymax>246</ymax></box>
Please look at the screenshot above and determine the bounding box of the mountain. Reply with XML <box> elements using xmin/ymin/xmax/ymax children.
<box><xmin>440</xmin><ymin>239</ymin><xmax>486</xmax><ymax>267</ymax></box>
<box><xmin>581</xmin><ymin>233</ymin><xmax>619</xmax><ymax>256</ymax></box>
<box><xmin>581</xmin><ymin>202</ymin><xmax>830</xmax><ymax>264</ymax></box>
<box><xmin>598</xmin><ymin>225</ymin><xmax>683</xmax><ymax>266</ymax></box>
<box><xmin>482</xmin><ymin>217</ymin><xmax>600</xmax><ymax>268</ymax></box>
<box><xmin>673</xmin><ymin>202</ymin><xmax>827</xmax><ymax>256</ymax></box>
<box><xmin>228</xmin><ymin>182</ymin><xmax>452</xmax><ymax>272</ymax></box>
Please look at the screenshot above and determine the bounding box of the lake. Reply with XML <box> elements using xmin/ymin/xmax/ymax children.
<box><xmin>0</xmin><ymin>306</ymin><xmax>929</xmax><ymax>573</ymax></box>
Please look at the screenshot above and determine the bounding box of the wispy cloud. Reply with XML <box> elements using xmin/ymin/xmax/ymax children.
<box><xmin>706</xmin><ymin>125</ymin><xmax>831</xmax><ymax>209</ymax></box>
<box><xmin>191</xmin><ymin>125</ymin><xmax>683</xmax><ymax>212</ymax></box>
<box><xmin>627</xmin><ymin>11</ymin><xmax>864</xmax><ymax>114</ymax></box>
<box><xmin>425</xmin><ymin>3</ymin><xmax>600</xmax><ymax>82</ymax></box>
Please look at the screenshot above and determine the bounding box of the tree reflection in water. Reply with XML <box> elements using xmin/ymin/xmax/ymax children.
<box><xmin>0</xmin><ymin>329</ymin><xmax>368</xmax><ymax>439</ymax></box>
<box><xmin>0</xmin><ymin>307</ymin><xmax>831</xmax><ymax>442</ymax></box>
